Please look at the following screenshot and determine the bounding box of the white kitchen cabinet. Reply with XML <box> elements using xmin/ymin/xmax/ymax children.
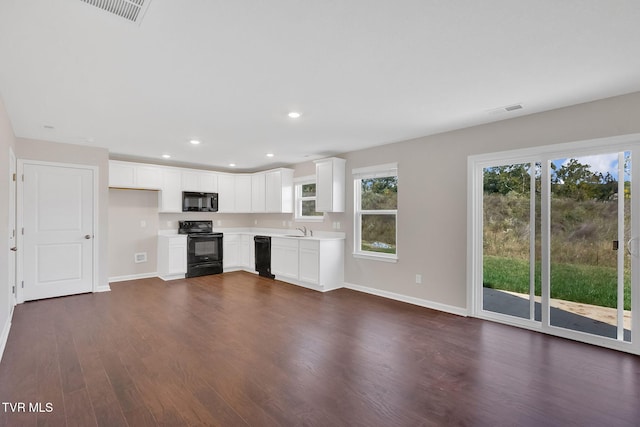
<box><xmin>109</xmin><ymin>160</ymin><xmax>161</xmax><ymax>190</ymax></box>
<box><xmin>109</xmin><ymin>161</ymin><xmax>136</xmax><ymax>188</ymax></box>
<box><xmin>157</xmin><ymin>235</ymin><xmax>187</xmax><ymax>280</ymax></box>
<box><xmin>217</xmin><ymin>174</ymin><xmax>236</xmax><ymax>212</ymax></box>
<box><xmin>235</xmin><ymin>174</ymin><xmax>252</xmax><ymax>213</ymax></box>
<box><xmin>298</xmin><ymin>239</ymin><xmax>344</xmax><ymax>290</ymax></box>
<box><xmin>265</xmin><ymin>168</ymin><xmax>294</xmax><ymax>213</ymax></box>
<box><xmin>271</xmin><ymin>237</ymin><xmax>299</xmax><ymax>280</ymax></box>
<box><xmin>182</xmin><ymin>170</ymin><xmax>218</xmax><ymax>192</ymax></box>
<box><xmin>298</xmin><ymin>240</ymin><xmax>320</xmax><ymax>284</ymax></box>
<box><xmin>314</xmin><ymin>157</ymin><xmax>346</xmax><ymax>212</ymax></box>
<box><xmin>159</xmin><ymin>168</ymin><xmax>183</xmax><ymax>212</ymax></box>
<box><xmin>251</xmin><ymin>173</ymin><xmax>266</xmax><ymax>213</ymax></box>
<box><xmin>223</xmin><ymin>233</ymin><xmax>241</xmax><ymax>270</ymax></box>
<box><xmin>240</xmin><ymin>234</ymin><xmax>255</xmax><ymax>269</ymax></box>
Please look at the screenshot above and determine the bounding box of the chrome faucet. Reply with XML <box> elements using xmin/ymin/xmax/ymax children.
<box><xmin>296</xmin><ymin>226</ymin><xmax>308</xmax><ymax>236</ymax></box>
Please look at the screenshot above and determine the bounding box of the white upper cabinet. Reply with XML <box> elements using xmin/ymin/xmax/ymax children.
<box><xmin>265</xmin><ymin>168</ymin><xmax>294</xmax><ymax>213</ymax></box>
<box><xmin>109</xmin><ymin>161</ymin><xmax>295</xmax><ymax>214</ymax></box>
<box><xmin>235</xmin><ymin>174</ymin><xmax>252</xmax><ymax>213</ymax></box>
<box><xmin>217</xmin><ymin>173</ymin><xmax>235</xmax><ymax>212</ymax></box>
<box><xmin>159</xmin><ymin>168</ymin><xmax>182</xmax><ymax>212</ymax></box>
<box><xmin>181</xmin><ymin>170</ymin><xmax>218</xmax><ymax>193</ymax></box>
<box><xmin>251</xmin><ymin>173</ymin><xmax>266</xmax><ymax>213</ymax></box>
<box><xmin>109</xmin><ymin>160</ymin><xmax>161</xmax><ymax>190</ymax></box>
<box><xmin>314</xmin><ymin>157</ymin><xmax>346</xmax><ymax>212</ymax></box>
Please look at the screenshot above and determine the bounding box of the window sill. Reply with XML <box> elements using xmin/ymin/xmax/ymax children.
<box><xmin>352</xmin><ymin>252</ymin><xmax>398</xmax><ymax>263</ymax></box>
<box><xmin>294</xmin><ymin>217</ymin><xmax>325</xmax><ymax>223</ymax></box>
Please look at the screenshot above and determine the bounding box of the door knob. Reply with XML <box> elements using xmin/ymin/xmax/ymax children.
<box><xmin>84</xmin><ymin>235</ymin><xmax>92</xmax><ymax>239</ymax></box>
<box><xmin>10</xmin><ymin>247</ymin><xmax>17</xmax><ymax>252</ymax></box>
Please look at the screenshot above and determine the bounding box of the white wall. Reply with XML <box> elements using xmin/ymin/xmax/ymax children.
<box><xmin>339</xmin><ymin>91</ymin><xmax>640</xmax><ymax>310</ymax></box>
<box><xmin>108</xmin><ymin>188</ymin><xmax>160</xmax><ymax>279</ymax></box>
<box><xmin>0</xmin><ymin>96</ymin><xmax>16</xmax><ymax>360</ymax></box>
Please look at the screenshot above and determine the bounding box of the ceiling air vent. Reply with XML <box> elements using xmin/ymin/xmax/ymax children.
<box><xmin>487</xmin><ymin>103</ymin><xmax>524</xmax><ymax>115</ymax></box>
<box><xmin>80</xmin><ymin>0</ymin><xmax>151</xmax><ymax>24</ymax></box>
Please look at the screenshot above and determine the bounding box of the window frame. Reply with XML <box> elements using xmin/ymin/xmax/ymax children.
<box><xmin>352</xmin><ymin>163</ymin><xmax>398</xmax><ymax>262</ymax></box>
<box><xmin>294</xmin><ymin>175</ymin><xmax>324</xmax><ymax>222</ymax></box>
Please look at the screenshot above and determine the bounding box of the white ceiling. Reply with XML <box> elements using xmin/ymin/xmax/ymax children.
<box><xmin>1</xmin><ymin>1</ymin><xmax>640</xmax><ymax>171</ymax></box>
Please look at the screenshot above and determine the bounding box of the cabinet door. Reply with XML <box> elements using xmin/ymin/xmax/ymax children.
<box><xmin>136</xmin><ymin>165</ymin><xmax>162</xmax><ymax>189</ymax></box>
<box><xmin>315</xmin><ymin>158</ymin><xmax>345</xmax><ymax>212</ymax></box>
<box><xmin>299</xmin><ymin>241</ymin><xmax>320</xmax><ymax>284</ymax></box>
<box><xmin>251</xmin><ymin>173</ymin><xmax>266</xmax><ymax>212</ymax></box>
<box><xmin>264</xmin><ymin>170</ymin><xmax>281</xmax><ymax>212</ymax></box>
<box><xmin>168</xmin><ymin>241</ymin><xmax>187</xmax><ymax>274</ymax></box>
<box><xmin>109</xmin><ymin>161</ymin><xmax>136</xmax><ymax>188</ymax></box>
<box><xmin>181</xmin><ymin>170</ymin><xmax>200</xmax><ymax>191</ymax></box>
<box><xmin>217</xmin><ymin>174</ymin><xmax>236</xmax><ymax>212</ymax></box>
<box><xmin>160</xmin><ymin>169</ymin><xmax>182</xmax><ymax>212</ymax></box>
<box><xmin>223</xmin><ymin>235</ymin><xmax>240</xmax><ymax>269</ymax></box>
<box><xmin>200</xmin><ymin>172</ymin><xmax>218</xmax><ymax>193</ymax></box>
<box><xmin>240</xmin><ymin>235</ymin><xmax>254</xmax><ymax>268</ymax></box>
<box><xmin>271</xmin><ymin>238</ymin><xmax>298</xmax><ymax>279</ymax></box>
<box><xmin>315</xmin><ymin>160</ymin><xmax>333</xmax><ymax>212</ymax></box>
<box><xmin>235</xmin><ymin>175</ymin><xmax>252</xmax><ymax>213</ymax></box>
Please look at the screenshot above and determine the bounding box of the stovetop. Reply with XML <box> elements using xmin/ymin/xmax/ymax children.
<box><xmin>178</xmin><ymin>220</ymin><xmax>213</xmax><ymax>234</ymax></box>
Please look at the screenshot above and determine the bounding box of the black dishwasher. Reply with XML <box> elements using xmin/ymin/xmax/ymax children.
<box><xmin>254</xmin><ymin>236</ymin><xmax>275</xmax><ymax>279</ymax></box>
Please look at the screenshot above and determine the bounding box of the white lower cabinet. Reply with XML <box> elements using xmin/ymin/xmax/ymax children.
<box><xmin>158</xmin><ymin>235</ymin><xmax>187</xmax><ymax>280</ymax></box>
<box><xmin>240</xmin><ymin>234</ymin><xmax>255</xmax><ymax>270</ymax></box>
<box><xmin>223</xmin><ymin>234</ymin><xmax>241</xmax><ymax>270</ymax></box>
<box><xmin>271</xmin><ymin>237</ymin><xmax>344</xmax><ymax>291</ymax></box>
<box><xmin>271</xmin><ymin>237</ymin><xmax>299</xmax><ymax>280</ymax></box>
<box><xmin>298</xmin><ymin>240</ymin><xmax>320</xmax><ymax>284</ymax></box>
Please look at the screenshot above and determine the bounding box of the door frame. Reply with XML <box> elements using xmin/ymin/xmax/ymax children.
<box><xmin>467</xmin><ymin>133</ymin><xmax>640</xmax><ymax>355</ymax></box>
<box><xmin>16</xmin><ymin>159</ymin><xmax>98</xmax><ymax>304</ymax></box>
<box><xmin>8</xmin><ymin>148</ymin><xmax>16</xmax><ymax>311</ymax></box>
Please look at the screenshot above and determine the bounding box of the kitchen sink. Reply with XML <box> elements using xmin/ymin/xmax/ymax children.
<box><xmin>284</xmin><ymin>234</ymin><xmax>307</xmax><ymax>238</ymax></box>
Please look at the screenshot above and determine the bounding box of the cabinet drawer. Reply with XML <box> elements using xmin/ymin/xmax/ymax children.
<box><xmin>299</xmin><ymin>239</ymin><xmax>319</xmax><ymax>251</ymax></box>
<box><xmin>271</xmin><ymin>237</ymin><xmax>299</xmax><ymax>249</ymax></box>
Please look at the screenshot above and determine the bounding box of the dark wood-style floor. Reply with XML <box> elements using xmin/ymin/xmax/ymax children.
<box><xmin>1</xmin><ymin>272</ymin><xmax>639</xmax><ymax>426</ymax></box>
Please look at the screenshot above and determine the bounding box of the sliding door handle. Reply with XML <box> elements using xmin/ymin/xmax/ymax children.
<box><xmin>10</xmin><ymin>247</ymin><xmax>17</xmax><ymax>252</ymax></box>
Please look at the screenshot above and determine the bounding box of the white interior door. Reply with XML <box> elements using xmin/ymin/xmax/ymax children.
<box><xmin>20</xmin><ymin>162</ymin><xmax>95</xmax><ymax>301</ymax></box>
<box><xmin>8</xmin><ymin>148</ymin><xmax>16</xmax><ymax>307</ymax></box>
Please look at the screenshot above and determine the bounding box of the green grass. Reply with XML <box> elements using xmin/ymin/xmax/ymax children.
<box><xmin>483</xmin><ymin>255</ymin><xmax>631</xmax><ymax>310</ymax></box>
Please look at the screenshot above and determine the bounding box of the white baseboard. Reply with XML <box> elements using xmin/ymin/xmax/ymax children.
<box><xmin>0</xmin><ymin>310</ymin><xmax>13</xmax><ymax>364</ymax></box>
<box><xmin>343</xmin><ymin>282</ymin><xmax>468</xmax><ymax>317</ymax></box>
<box><xmin>95</xmin><ymin>285</ymin><xmax>112</xmax><ymax>292</ymax></box>
<box><xmin>108</xmin><ymin>272</ymin><xmax>158</xmax><ymax>283</ymax></box>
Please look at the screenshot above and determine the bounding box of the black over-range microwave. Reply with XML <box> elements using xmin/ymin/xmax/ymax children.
<box><xmin>182</xmin><ymin>192</ymin><xmax>218</xmax><ymax>212</ymax></box>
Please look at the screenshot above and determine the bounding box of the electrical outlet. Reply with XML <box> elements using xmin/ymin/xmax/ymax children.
<box><xmin>134</xmin><ymin>252</ymin><xmax>147</xmax><ymax>263</ymax></box>
<box><xmin>336</xmin><ymin>221</ymin><xmax>341</xmax><ymax>230</ymax></box>
<box><xmin>254</xmin><ymin>219</ymin><xmax>258</xmax><ymax>225</ymax></box>
<box><xmin>217</xmin><ymin>220</ymin><xmax>222</xmax><ymax>226</ymax></box>
<box><xmin>140</xmin><ymin>220</ymin><xmax>147</xmax><ymax>228</ymax></box>
<box><xmin>415</xmin><ymin>274</ymin><xmax>422</xmax><ymax>284</ymax></box>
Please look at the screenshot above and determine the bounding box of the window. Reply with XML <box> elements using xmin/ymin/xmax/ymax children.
<box><xmin>353</xmin><ymin>163</ymin><xmax>398</xmax><ymax>261</ymax></box>
<box><xmin>294</xmin><ymin>177</ymin><xmax>324</xmax><ymax>221</ymax></box>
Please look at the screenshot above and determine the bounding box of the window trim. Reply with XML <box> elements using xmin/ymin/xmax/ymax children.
<box><xmin>352</xmin><ymin>163</ymin><xmax>398</xmax><ymax>261</ymax></box>
<box><xmin>294</xmin><ymin>175</ymin><xmax>324</xmax><ymax>222</ymax></box>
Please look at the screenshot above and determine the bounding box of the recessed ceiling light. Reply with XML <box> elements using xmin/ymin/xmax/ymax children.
<box><xmin>229</xmin><ymin>163</ymin><xmax>236</xmax><ymax>167</ymax></box>
<box><xmin>288</xmin><ymin>111</ymin><xmax>301</xmax><ymax>119</ymax></box>
<box><xmin>189</xmin><ymin>139</ymin><xmax>201</xmax><ymax>145</ymax></box>
<box><xmin>266</xmin><ymin>153</ymin><xmax>274</xmax><ymax>158</ymax></box>
<box><xmin>162</xmin><ymin>154</ymin><xmax>171</xmax><ymax>159</ymax></box>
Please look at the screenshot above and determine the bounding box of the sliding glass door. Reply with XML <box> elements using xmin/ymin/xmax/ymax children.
<box><xmin>470</xmin><ymin>137</ymin><xmax>640</xmax><ymax>353</ymax></box>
